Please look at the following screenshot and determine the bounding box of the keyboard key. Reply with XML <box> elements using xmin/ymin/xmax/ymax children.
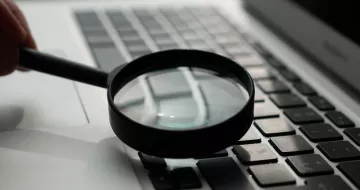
<box><xmin>130</xmin><ymin>50</ymin><xmax>153</xmax><ymax>58</ymax></box>
<box><xmin>197</xmin><ymin>157</ymin><xmax>255</xmax><ymax>190</ymax></box>
<box><xmin>126</xmin><ymin>44</ymin><xmax>151</xmax><ymax>52</ymax></box>
<box><xmin>255</xmin><ymin>118</ymin><xmax>295</xmax><ymax>137</ymax></box>
<box><xmin>149</xmin><ymin>170</ymin><xmax>175</xmax><ymax>190</ymax></box>
<box><xmin>158</xmin><ymin>43</ymin><xmax>180</xmax><ymax>50</ymax></box>
<box><xmin>91</xmin><ymin>46</ymin><xmax>126</xmax><ymax>71</ymax></box>
<box><xmin>213</xmin><ymin>34</ymin><xmax>240</xmax><ymax>45</ymax></box>
<box><xmin>233</xmin><ymin>144</ymin><xmax>277</xmax><ymax>165</ymax></box>
<box><xmin>284</xmin><ymin>107</ymin><xmax>324</xmax><ymax>124</ymax></box>
<box><xmin>248</xmin><ymin>164</ymin><xmax>296</xmax><ymax>187</ymax></box>
<box><xmin>233</xmin><ymin>55</ymin><xmax>264</xmax><ymax>67</ymax></box>
<box><xmin>325</xmin><ymin>111</ymin><xmax>355</xmax><ymax>128</ymax></box>
<box><xmin>286</xmin><ymin>154</ymin><xmax>333</xmax><ymax>176</ymax></box>
<box><xmin>308</xmin><ymin>96</ymin><xmax>335</xmax><ymax>111</ymax></box>
<box><xmin>269</xmin><ymin>135</ymin><xmax>313</xmax><ymax>156</ymax></box>
<box><xmin>76</xmin><ymin>11</ymin><xmax>103</xmax><ymax>28</ymax></box>
<box><xmin>122</xmin><ymin>38</ymin><xmax>146</xmax><ymax>46</ymax></box>
<box><xmin>138</xmin><ymin>152</ymin><xmax>167</xmax><ymax>170</ymax></box>
<box><xmin>270</xmin><ymin>93</ymin><xmax>306</xmax><ymax>108</ymax></box>
<box><xmin>306</xmin><ymin>175</ymin><xmax>352</xmax><ymax>190</ymax></box>
<box><xmin>293</xmin><ymin>82</ymin><xmax>317</xmax><ymax>96</ymax></box>
<box><xmin>254</xmin><ymin>102</ymin><xmax>279</xmax><ymax>119</ymax></box>
<box><xmin>300</xmin><ymin>123</ymin><xmax>343</xmax><ymax>142</ymax></box>
<box><xmin>257</xmin><ymin>80</ymin><xmax>290</xmax><ymax>94</ymax></box>
<box><xmin>278</xmin><ymin>69</ymin><xmax>301</xmax><ymax>82</ymax></box>
<box><xmin>152</xmin><ymin>37</ymin><xmax>176</xmax><ymax>45</ymax></box>
<box><xmin>337</xmin><ymin>161</ymin><xmax>360</xmax><ymax>189</ymax></box>
<box><xmin>344</xmin><ymin>128</ymin><xmax>360</xmax><ymax>146</ymax></box>
<box><xmin>255</xmin><ymin>86</ymin><xmax>265</xmax><ymax>102</ymax></box>
<box><xmin>317</xmin><ymin>141</ymin><xmax>360</xmax><ymax>162</ymax></box>
<box><xmin>171</xmin><ymin>167</ymin><xmax>202</xmax><ymax>189</ymax></box>
<box><xmin>238</xmin><ymin>127</ymin><xmax>261</xmax><ymax>144</ymax></box>
<box><xmin>224</xmin><ymin>45</ymin><xmax>253</xmax><ymax>56</ymax></box>
<box><xmin>247</xmin><ymin>67</ymin><xmax>275</xmax><ymax>80</ymax></box>
<box><xmin>86</xmin><ymin>34</ymin><xmax>113</xmax><ymax>45</ymax></box>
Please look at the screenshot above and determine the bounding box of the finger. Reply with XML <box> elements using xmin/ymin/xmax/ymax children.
<box><xmin>4</xmin><ymin>0</ymin><xmax>37</xmax><ymax>49</ymax></box>
<box><xmin>0</xmin><ymin>38</ymin><xmax>18</xmax><ymax>76</ymax></box>
<box><xmin>0</xmin><ymin>0</ymin><xmax>27</xmax><ymax>43</ymax></box>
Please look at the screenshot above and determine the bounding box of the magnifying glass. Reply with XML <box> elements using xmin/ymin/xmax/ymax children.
<box><xmin>19</xmin><ymin>48</ymin><xmax>255</xmax><ymax>158</ymax></box>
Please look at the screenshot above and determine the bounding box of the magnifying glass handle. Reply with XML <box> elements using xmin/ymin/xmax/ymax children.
<box><xmin>19</xmin><ymin>48</ymin><xmax>109</xmax><ymax>88</ymax></box>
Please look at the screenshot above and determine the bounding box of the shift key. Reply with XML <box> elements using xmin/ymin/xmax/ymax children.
<box><xmin>197</xmin><ymin>157</ymin><xmax>255</xmax><ymax>190</ymax></box>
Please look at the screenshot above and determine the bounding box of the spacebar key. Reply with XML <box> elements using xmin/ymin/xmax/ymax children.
<box><xmin>197</xmin><ymin>157</ymin><xmax>255</xmax><ymax>190</ymax></box>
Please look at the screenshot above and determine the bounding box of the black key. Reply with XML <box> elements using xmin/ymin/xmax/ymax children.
<box><xmin>284</xmin><ymin>107</ymin><xmax>324</xmax><ymax>124</ymax></box>
<box><xmin>247</xmin><ymin>67</ymin><xmax>275</xmax><ymax>80</ymax></box>
<box><xmin>325</xmin><ymin>111</ymin><xmax>355</xmax><ymax>128</ymax></box>
<box><xmin>248</xmin><ymin>164</ymin><xmax>296</xmax><ymax>187</ymax></box>
<box><xmin>337</xmin><ymin>161</ymin><xmax>360</xmax><ymax>189</ymax></box>
<box><xmin>308</xmin><ymin>96</ymin><xmax>335</xmax><ymax>111</ymax></box>
<box><xmin>238</xmin><ymin>127</ymin><xmax>261</xmax><ymax>144</ymax></box>
<box><xmin>255</xmin><ymin>118</ymin><xmax>295</xmax><ymax>137</ymax></box>
<box><xmin>254</xmin><ymin>101</ymin><xmax>279</xmax><ymax>119</ymax></box>
<box><xmin>195</xmin><ymin>150</ymin><xmax>228</xmax><ymax>159</ymax></box>
<box><xmin>270</xmin><ymin>93</ymin><xmax>306</xmax><ymax>108</ymax></box>
<box><xmin>257</xmin><ymin>80</ymin><xmax>290</xmax><ymax>94</ymax></box>
<box><xmin>138</xmin><ymin>152</ymin><xmax>167</xmax><ymax>170</ymax></box>
<box><xmin>300</xmin><ymin>123</ymin><xmax>343</xmax><ymax>142</ymax></box>
<box><xmin>91</xmin><ymin>46</ymin><xmax>126</xmax><ymax>71</ymax></box>
<box><xmin>148</xmin><ymin>170</ymin><xmax>175</xmax><ymax>190</ymax></box>
<box><xmin>293</xmin><ymin>82</ymin><xmax>317</xmax><ymax>96</ymax></box>
<box><xmin>306</xmin><ymin>176</ymin><xmax>352</xmax><ymax>190</ymax></box>
<box><xmin>286</xmin><ymin>154</ymin><xmax>333</xmax><ymax>176</ymax></box>
<box><xmin>233</xmin><ymin>144</ymin><xmax>277</xmax><ymax>165</ymax></box>
<box><xmin>266</xmin><ymin>57</ymin><xmax>285</xmax><ymax>68</ymax></box>
<box><xmin>317</xmin><ymin>141</ymin><xmax>360</xmax><ymax>162</ymax></box>
<box><xmin>269</xmin><ymin>135</ymin><xmax>314</xmax><ymax>156</ymax></box>
<box><xmin>344</xmin><ymin>128</ymin><xmax>360</xmax><ymax>146</ymax></box>
<box><xmin>278</xmin><ymin>69</ymin><xmax>301</xmax><ymax>82</ymax></box>
<box><xmin>197</xmin><ymin>157</ymin><xmax>255</xmax><ymax>190</ymax></box>
<box><xmin>171</xmin><ymin>167</ymin><xmax>202</xmax><ymax>189</ymax></box>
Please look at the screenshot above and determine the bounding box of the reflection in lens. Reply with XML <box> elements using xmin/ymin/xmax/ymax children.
<box><xmin>114</xmin><ymin>67</ymin><xmax>249</xmax><ymax>130</ymax></box>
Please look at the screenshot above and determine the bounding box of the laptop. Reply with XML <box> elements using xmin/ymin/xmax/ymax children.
<box><xmin>1</xmin><ymin>0</ymin><xmax>359</xmax><ymax>189</ymax></box>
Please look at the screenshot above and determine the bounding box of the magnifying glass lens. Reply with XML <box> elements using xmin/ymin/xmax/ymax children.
<box><xmin>114</xmin><ymin>67</ymin><xmax>249</xmax><ymax>130</ymax></box>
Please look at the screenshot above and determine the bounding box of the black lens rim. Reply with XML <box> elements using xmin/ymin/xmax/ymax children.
<box><xmin>107</xmin><ymin>49</ymin><xmax>255</xmax><ymax>158</ymax></box>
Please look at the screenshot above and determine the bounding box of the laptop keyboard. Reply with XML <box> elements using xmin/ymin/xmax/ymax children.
<box><xmin>74</xmin><ymin>7</ymin><xmax>360</xmax><ymax>190</ymax></box>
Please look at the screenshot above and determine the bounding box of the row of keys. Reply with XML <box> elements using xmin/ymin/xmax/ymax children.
<box><xmin>252</xmin><ymin>42</ymin><xmax>360</xmax><ymax>189</ymax></box>
<box><xmin>197</xmin><ymin>157</ymin><xmax>354</xmax><ymax>189</ymax></box>
<box><xmin>107</xmin><ymin>11</ymin><xmax>153</xmax><ymax>59</ymax></box>
<box><xmin>75</xmin><ymin>11</ymin><xmax>126</xmax><ymax>71</ymax></box>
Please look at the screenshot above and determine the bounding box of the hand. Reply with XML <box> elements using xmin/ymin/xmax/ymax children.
<box><xmin>0</xmin><ymin>0</ymin><xmax>36</xmax><ymax>76</ymax></box>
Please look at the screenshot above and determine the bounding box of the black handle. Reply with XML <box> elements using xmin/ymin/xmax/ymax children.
<box><xmin>19</xmin><ymin>48</ymin><xmax>109</xmax><ymax>88</ymax></box>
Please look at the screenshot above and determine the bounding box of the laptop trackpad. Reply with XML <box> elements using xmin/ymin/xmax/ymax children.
<box><xmin>0</xmin><ymin>51</ymin><xmax>87</xmax><ymax>130</ymax></box>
